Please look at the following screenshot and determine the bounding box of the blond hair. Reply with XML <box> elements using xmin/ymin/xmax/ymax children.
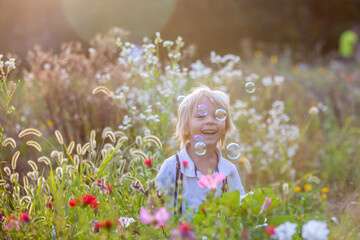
<box><xmin>174</xmin><ymin>86</ymin><xmax>235</xmax><ymax>149</ymax></box>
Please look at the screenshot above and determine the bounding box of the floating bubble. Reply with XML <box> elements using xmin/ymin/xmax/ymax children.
<box><xmin>197</xmin><ymin>104</ymin><xmax>208</xmax><ymax>116</ymax></box>
<box><xmin>177</xmin><ymin>95</ymin><xmax>185</xmax><ymax>102</ymax></box>
<box><xmin>215</xmin><ymin>109</ymin><xmax>227</xmax><ymax>121</ymax></box>
<box><xmin>226</xmin><ymin>143</ymin><xmax>241</xmax><ymax>160</ymax></box>
<box><xmin>193</xmin><ymin>135</ymin><xmax>204</xmax><ymax>142</ymax></box>
<box><xmin>245</xmin><ymin>82</ymin><xmax>256</xmax><ymax>93</ymax></box>
<box><xmin>195</xmin><ymin>142</ymin><xmax>207</xmax><ymax>156</ymax></box>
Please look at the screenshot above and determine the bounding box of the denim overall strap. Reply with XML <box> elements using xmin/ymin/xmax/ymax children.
<box><xmin>174</xmin><ymin>154</ymin><xmax>183</xmax><ymax>215</ymax></box>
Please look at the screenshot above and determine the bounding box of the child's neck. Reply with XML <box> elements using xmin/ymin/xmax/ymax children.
<box><xmin>187</xmin><ymin>143</ymin><xmax>219</xmax><ymax>175</ymax></box>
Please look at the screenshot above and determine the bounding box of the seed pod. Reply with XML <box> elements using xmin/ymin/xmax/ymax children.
<box><xmin>38</xmin><ymin>156</ymin><xmax>51</xmax><ymax>165</ymax></box>
<box><xmin>28</xmin><ymin>160</ymin><xmax>38</xmax><ymax>171</ymax></box>
<box><xmin>67</xmin><ymin>141</ymin><xmax>75</xmax><ymax>154</ymax></box>
<box><xmin>26</xmin><ymin>141</ymin><xmax>42</xmax><ymax>152</ymax></box>
<box><xmin>18</xmin><ymin>128</ymin><xmax>42</xmax><ymax>138</ymax></box>
<box><xmin>55</xmin><ymin>167</ymin><xmax>63</xmax><ymax>179</ymax></box>
<box><xmin>11</xmin><ymin>151</ymin><xmax>20</xmax><ymax>170</ymax></box>
<box><xmin>2</xmin><ymin>138</ymin><xmax>16</xmax><ymax>148</ymax></box>
<box><xmin>55</xmin><ymin>130</ymin><xmax>64</xmax><ymax>145</ymax></box>
<box><xmin>4</xmin><ymin>167</ymin><xmax>11</xmax><ymax>176</ymax></box>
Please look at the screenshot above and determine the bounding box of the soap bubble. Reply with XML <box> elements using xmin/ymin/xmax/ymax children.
<box><xmin>193</xmin><ymin>135</ymin><xmax>204</xmax><ymax>142</ymax></box>
<box><xmin>177</xmin><ymin>95</ymin><xmax>185</xmax><ymax>102</ymax></box>
<box><xmin>226</xmin><ymin>143</ymin><xmax>241</xmax><ymax>160</ymax></box>
<box><xmin>215</xmin><ymin>109</ymin><xmax>227</xmax><ymax>121</ymax></box>
<box><xmin>195</xmin><ymin>142</ymin><xmax>207</xmax><ymax>155</ymax></box>
<box><xmin>245</xmin><ymin>82</ymin><xmax>256</xmax><ymax>93</ymax></box>
<box><xmin>198</xmin><ymin>104</ymin><xmax>208</xmax><ymax>116</ymax></box>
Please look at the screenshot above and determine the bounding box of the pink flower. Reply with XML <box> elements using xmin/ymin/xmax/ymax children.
<box><xmin>182</xmin><ymin>160</ymin><xmax>188</xmax><ymax>168</ymax></box>
<box><xmin>105</xmin><ymin>184</ymin><xmax>113</xmax><ymax>194</ymax></box>
<box><xmin>197</xmin><ymin>172</ymin><xmax>226</xmax><ymax>190</ymax></box>
<box><xmin>154</xmin><ymin>207</ymin><xmax>171</xmax><ymax>228</ymax></box>
<box><xmin>5</xmin><ymin>216</ymin><xmax>19</xmax><ymax>230</ymax></box>
<box><xmin>171</xmin><ymin>222</ymin><xmax>196</xmax><ymax>239</ymax></box>
<box><xmin>139</xmin><ymin>207</ymin><xmax>154</xmax><ymax>224</ymax></box>
<box><xmin>132</xmin><ymin>229</ymin><xmax>139</xmax><ymax>234</ymax></box>
<box><xmin>259</xmin><ymin>197</ymin><xmax>271</xmax><ymax>215</ymax></box>
<box><xmin>139</xmin><ymin>207</ymin><xmax>171</xmax><ymax>228</ymax></box>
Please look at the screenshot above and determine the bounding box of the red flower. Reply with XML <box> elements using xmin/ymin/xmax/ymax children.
<box><xmin>69</xmin><ymin>198</ymin><xmax>78</xmax><ymax>207</ymax></box>
<box><xmin>103</xmin><ymin>219</ymin><xmax>112</xmax><ymax>229</ymax></box>
<box><xmin>265</xmin><ymin>226</ymin><xmax>276</xmax><ymax>235</ymax></box>
<box><xmin>144</xmin><ymin>158</ymin><xmax>152</xmax><ymax>167</ymax></box>
<box><xmin>178</xmin><ymin>222</ymin><xmax>191</xmax><ymax>233</ymax></box>
<box><xmin>80</xmin><ymin>194</ymin><xmax>99</xmax><ymax>208</ymax></box>
<box><xmin>97</xmin><ymin>179</ymin><xmax>102</xmax><ymax>184</ymax></box>
<box><xmin>132</xmin><ymin>229</ymin><xmax>139</xmax><ymax>234</ymax></box>
<box><xmin>96</xmin><ymin>219</ymin><xmax>113</xmax><ymax>230</ymax></box>
<box><xmin>19</xmin><ymin>213</ymin><xmax>30</xmax><ymax>223</ymax></box>
<box><xmin>241</xmin><ymin>231</ymin><xmax>248</xmax><ymax>238</ymax></box>
<box><xmin>182</xmin><ymin>160</ymin><xmax>188</xmax><ymax>168</ymax></box>
<box><xmin>46</xmin><ymin>202</ymin><xmax>53</xmax><ymax>209</ymax></box>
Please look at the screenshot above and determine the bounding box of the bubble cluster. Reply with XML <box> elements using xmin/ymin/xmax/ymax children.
<box><xmin>226</xmin><ymin>143</ymin><xmax>241</xmax><ymax>160</ymax></box>
<box><xmin>197</xmin><ymin>104</ymin><xmax>208</xmax><ymax>116</ymax></box>
<box><xmin>245</xmin><ymin>82</ymin><xmax>256</xmax><ymax>93</ymax></box>
<box><xmin>177</xmin><ymin>95</ymin><xmax>185</xmax><ymax>102</ymax></box>
<box><xmin>195</xmin><ymin>142</ymin><xmax>207</xmax><ymax>155</ymax></box>
<box><xmin>215</xmin><ymin>109</ymin><xmax>227</xmax><ymax>121</ymax></box>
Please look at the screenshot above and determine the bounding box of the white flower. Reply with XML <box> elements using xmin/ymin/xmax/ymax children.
<box><xmin>88</xmin><ymin>48</ymin><xmax>96</xmax><ymax>55</ymax></box>
<box><xmin>5</xmin><ymin>58</ymin><xmax>16</xmax><ymax>69</ymax></box>
<box><xmin>274</xmin><ymin>75</ymin><xmax>285</xmax><ymax>85</ymax></box>
<box><xmin>271</xmin><ymin>222</ymin><xmax>297</xmax><ymax>240</ymax></box>
<box><xmin>302</xmin><ymin>220</ymin><xmax>329</xmax><ymax>240</ymax></box>
<box><xmin>163</xmin><ymin>40</ymin><xmax>174</xmax><ymax>48</ymax></box>
<box><xmin>308</xmin><ymin>106</ymin><xmax>319</xmax><ymax>115</ymax></box>
<box><xmin>118</xmin><ymin>217</ymin><xmax>135</xmax><ymax>228</ymax></box>
<box><xmin>262</xmin><ymin>75</ymin><xmax>272</xmax><ymax>86</ymax></box>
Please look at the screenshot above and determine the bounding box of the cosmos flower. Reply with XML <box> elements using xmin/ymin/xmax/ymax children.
<box><xmin>197</xmin><ymin>172</ymin><xmax>226</xmax><ymax>190</ymax></box>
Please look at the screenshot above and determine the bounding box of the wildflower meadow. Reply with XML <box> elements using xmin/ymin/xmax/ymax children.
<box><xmin>1</xmin><ymin>29</ymin><xmax>360</xmax><ymax>239</ymax></box>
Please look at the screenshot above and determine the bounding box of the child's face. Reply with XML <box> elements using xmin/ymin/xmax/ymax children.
<box><xmin>187</xmin><ymin>96</ymin><xmax>226</xmax><ymax>147</ymax></box>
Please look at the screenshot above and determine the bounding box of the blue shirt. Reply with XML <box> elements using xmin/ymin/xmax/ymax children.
<box><xmin>155</xmin><ymin>142</ymin><xmax>246</xmax><ymax>215</ymax></box>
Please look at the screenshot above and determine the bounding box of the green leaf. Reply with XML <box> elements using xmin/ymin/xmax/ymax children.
<box><xmin>268</xmin><ymin>215</ymin><xmax>297</xmax><ymax>226</ymax></box>
<box><xmin>221</xmin><ymin>190</ymin><xmax>240</xmax><ymax>207</ymax></box>
<box><xmin>241</xmin><ymin>188</ymin><xmax>280</xmax><ymax>215</ymax></box>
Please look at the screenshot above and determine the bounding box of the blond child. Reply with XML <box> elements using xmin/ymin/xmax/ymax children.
<box><xmin>155</xmin><ymin>86</ymin><xmax>245</xmax><ymax>215</ymax></box>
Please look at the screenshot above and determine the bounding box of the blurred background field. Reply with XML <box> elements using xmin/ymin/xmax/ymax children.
<box><xmin>1</xmin><ymin>0</ymin><xmax>360</xmax><ymax>238</ymax></box>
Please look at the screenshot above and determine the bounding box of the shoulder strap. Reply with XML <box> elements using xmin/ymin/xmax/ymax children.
<box><xmin>174</xmin><ymin>154</ymin><xmax>183</xmax><ymax>215</ymax></box>
<box><xmin>221</xmin><ymin>178</ymin><xmax>228</xmax><ymax>195</ymax></box>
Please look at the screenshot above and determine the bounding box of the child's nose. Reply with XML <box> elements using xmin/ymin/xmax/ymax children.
<box><xmin>205</xmin><ymin>115</ymin><xmax>216</xmax><ymax>124</ymax></box>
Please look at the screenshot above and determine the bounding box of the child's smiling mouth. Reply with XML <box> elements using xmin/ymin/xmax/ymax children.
<box><xmin>201</xmin><ymin>130</ymin><xmax>217</xmax><ymax>135</ymax></box>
